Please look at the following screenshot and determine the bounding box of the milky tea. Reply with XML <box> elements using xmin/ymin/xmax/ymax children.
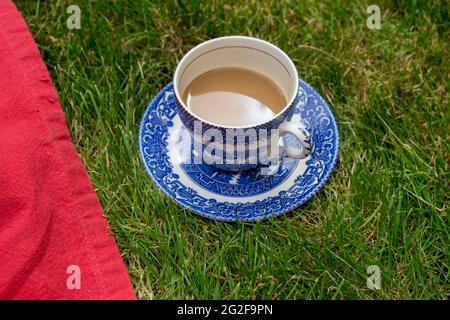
<box><xmin>182</xmin><ymin>67</ymin><xmax>286</xmax><ymax>127</ymax></box>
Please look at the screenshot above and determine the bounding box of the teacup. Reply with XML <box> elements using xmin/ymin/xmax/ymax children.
<box><xmin>173</xmin><ymin>36</ymin><xmax>311</xmax><ymax>172</ymax></box>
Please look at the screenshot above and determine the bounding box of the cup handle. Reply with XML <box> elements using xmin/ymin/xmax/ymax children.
<box><xmin>278</xmin><ymin>121</ymin><xmax>311</xmax><ymax>159</ymax></box>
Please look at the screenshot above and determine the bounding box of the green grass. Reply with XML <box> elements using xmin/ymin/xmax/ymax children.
<box><xmin>16</xmin><ymin>0</ymin><xmax>449</xmax><ymax>299</ymax></box>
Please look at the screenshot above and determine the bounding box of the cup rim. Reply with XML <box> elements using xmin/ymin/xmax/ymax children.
<box><xmin>173</xmin><ymin>36</ymin><xmax>299</xmax><ymax>129</ymax></box>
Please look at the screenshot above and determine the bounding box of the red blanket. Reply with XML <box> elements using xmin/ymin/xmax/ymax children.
<box><xmin>0</xmin><ymin>0</ymin><xmax>136</xmax><ymax>299</ymax></box>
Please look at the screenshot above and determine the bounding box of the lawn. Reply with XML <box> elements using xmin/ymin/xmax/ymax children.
<box><xmin>16</xmin><ymin>0</ymin><xmax>449</xmax><ymax>299</ymax></box>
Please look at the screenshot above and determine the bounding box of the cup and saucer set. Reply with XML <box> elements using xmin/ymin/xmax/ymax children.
<box><xmin>139</xmin><ymin>36</ymin><xmax>339</xmax><ymax>222</ymax></box>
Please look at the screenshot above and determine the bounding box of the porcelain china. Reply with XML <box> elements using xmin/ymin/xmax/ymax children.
<box><xmin>174</xmin><ymin>36</ymin><xmax>311</xmax><ymax>172</ymax></box>
<box><xmin>139</xmin><ymin>80</ymin><xmax>339</xmax><ymax>221</ymax></box>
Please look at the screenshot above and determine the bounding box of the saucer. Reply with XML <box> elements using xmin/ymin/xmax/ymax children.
<box><xmin>139</xmin><ymin>80</ymin><xmax>339</xmax><ymax>221</ymax></box>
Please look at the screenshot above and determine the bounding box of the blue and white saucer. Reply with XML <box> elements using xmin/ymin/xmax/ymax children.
<box><xmin>139</xmin><ymin>80</ymin><xmax>339</xmax><ymax>221</ymax></box>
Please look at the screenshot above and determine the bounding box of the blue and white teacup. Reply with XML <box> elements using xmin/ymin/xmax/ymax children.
<box><xmin>173</xmin><ymin>36</ymin><xmax>311</xmax><ymax>172</ymax></box>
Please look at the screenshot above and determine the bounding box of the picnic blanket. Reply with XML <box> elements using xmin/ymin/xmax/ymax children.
<box><xmin>0</xmin><ymin>0</ymin><xmax>136</xmax><ymax>299</ymax></box>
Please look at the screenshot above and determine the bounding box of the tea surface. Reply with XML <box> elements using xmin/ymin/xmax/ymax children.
<box><xmin>182</xmin><ymin>67</ymin><xmax>286</xmax><ymax>126</ymax></box>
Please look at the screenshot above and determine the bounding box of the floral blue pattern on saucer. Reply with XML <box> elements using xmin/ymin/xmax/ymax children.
<box><xmin>139</xmin><ymin>80</ymin><xmax>339</xmax><ymax>221</ymax></box>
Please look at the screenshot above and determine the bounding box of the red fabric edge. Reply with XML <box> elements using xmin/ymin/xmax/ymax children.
<box><xmin>0</xmin><ymin>0</ymin><xmax>136</xmax><ymax>299</ymax></box>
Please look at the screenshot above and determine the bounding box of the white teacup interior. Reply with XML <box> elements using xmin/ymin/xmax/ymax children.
<box><xmin>174</xmin><ymin>36</ymin><xmax>298</xmax><ymax>127</ymax></box>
